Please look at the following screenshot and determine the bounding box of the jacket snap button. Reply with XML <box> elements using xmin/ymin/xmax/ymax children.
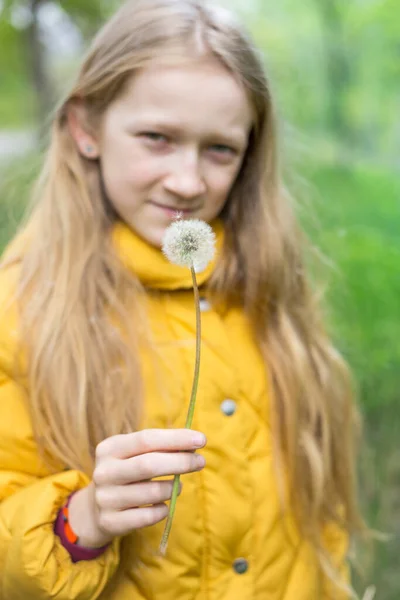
<box><xmin>199</xmin><ymin>298</ymin><xmax>211</xmax><ymax>312</ymax></box>
<box><xmin>220</xmin><ymin>399</ymin><xmax>236</xmax><ymax>416</ymax></box>
<box><xmin>233</xmin><ymin>558</ymin><xmax>248</xmax><ymax>574</ymax></box>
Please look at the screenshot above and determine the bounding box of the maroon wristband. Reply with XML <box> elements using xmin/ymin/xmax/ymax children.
<box><xmin>54</xmin><ymin>494</ymin><xmax>110</xmax><ymax>563</ymax></box>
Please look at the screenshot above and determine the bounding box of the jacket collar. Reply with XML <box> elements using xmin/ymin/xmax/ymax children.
<box><xmin>112</xmin><ymin>219</ymin><xmax>224</xmax><ymax>290</ymax></box>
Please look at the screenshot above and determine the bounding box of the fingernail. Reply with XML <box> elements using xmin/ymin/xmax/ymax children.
<box><xmin>196</xmin><ymin>454</ymin><xmax>206</xmax><ymax>468</ymax></box>
<box><xmin>192</xmin><ymin>433</ymin><xmax>206</xmax><ymax>448</ymax></box>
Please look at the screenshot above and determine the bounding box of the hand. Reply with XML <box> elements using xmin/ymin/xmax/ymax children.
<box><xmin>68</xmin><ymin>429</ymin><xmax>206</xmax><ymax>548</ymax></box>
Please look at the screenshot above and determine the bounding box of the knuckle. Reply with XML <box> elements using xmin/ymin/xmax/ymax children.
<box><xmin>189</xmin><ymin>454</ymin><xmax>201</xmax><ymax>471</ymax></box>
<box><xmin>141</xmin><ymin>506</ymin><xmax>165</xmax><ymax>528</ymax></box>
<box><xmin>98</xmin><ymin>512</ymin><xmax>115</xmax><ymax>534</ymax></box>
<box><xmin>137</xmin><ymin>454</ymin><xmax>154</xmax><ymax>479</ymax></box>
<box><xmin>154</xmin><ymin>481</ymin><xmax>166</xmax><ymax>500</ymax></box>
<box><xmin>95</xmin><ymin>487</ymin><xmax>114</xmax><ymax>509</ymax></box>
<box><xmin>181</xmin><ymin>453</ymin><xmax>193</xmax><ymax>470</ymax></box>
<box><xmin>144</xmin><ymin>510</ymin><xmax>158</xmax><ymax>527</ymax></box>
<box><xmin>95</xmin><ymin>440</ymin><xmax>109</xmax><ymax>461</ymax></box>
<box><xmin>96</xmin><ymin>435</ymin><xmax>125</xmax><ymax>461</ymax></box>
<box><xmin>93</xmin><ymin>464</ymin><xmax>109</xmax><ymax>487</ymax></box>
<box><xmin>137</xmin><ymin>430</ymin><xmax>153</xmax><ymax>453</ymax></box>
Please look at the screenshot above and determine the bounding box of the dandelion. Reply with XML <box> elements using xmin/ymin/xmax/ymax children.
<box><xmin>162</xmin><ymin>218</ymin><xmax>216</xmax><ymax>272</ymax></box>
<box><xmin>159</xmin><ymin>218</ymin><xmax>216</xmax><ymax>555</ymax></box>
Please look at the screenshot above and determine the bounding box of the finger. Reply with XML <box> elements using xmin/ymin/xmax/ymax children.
<box><xmin>99</xmin><ymin>503</ymin><xmax>169</xmax><ymax>535</ymax></box>
<box><xmin>94</xmin><ymin>452</ymin><xmax>206</xmax><ymax>486</ymax></box>
<box><xmin>96</xmin><ymin>429</ymin><xmax>206</xmax><ymax>460</ymax></box>
<box><xmin>96</xmin><ymin>480</ymin><xmax>182</xmax><ymax>511</ymax></box>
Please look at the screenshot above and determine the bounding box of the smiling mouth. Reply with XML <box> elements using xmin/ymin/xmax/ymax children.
<box><xmin>149</xmin><ymin>201</ymin><xmax>199</xmax><ymax>214</ymax></box>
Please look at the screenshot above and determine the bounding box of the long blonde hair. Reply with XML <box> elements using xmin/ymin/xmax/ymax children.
<box><xmin>2</xmin><ymin>0</ymin><xmax>363</xmax><ymax>579</ymax></box>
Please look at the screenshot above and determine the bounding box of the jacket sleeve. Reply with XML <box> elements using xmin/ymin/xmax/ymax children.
<box><xmin>321</xmin><ymin>521</ymin><xmax>351</xmax><ymax>600</ymax></box>
<box><xmin>0</xmin><ymin>367</ymin><xmax>121</xmax><ymax>599</ymax></box>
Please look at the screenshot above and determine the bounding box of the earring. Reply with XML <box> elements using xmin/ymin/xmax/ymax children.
<box><xmin>80</xmin><ymin>141</ymin><xmax>97</xmax><ymax>158</ymax></box>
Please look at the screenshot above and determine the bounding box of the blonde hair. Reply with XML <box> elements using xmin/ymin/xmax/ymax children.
<box><xmin>1</xmin><ymin>0</ymin><xmax>363</xmax><ymax>585</ymax></box>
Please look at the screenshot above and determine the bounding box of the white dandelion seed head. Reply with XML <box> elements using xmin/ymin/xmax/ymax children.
<box><xmin>162</xmin><ymin>219</ymin><xmax>216</xmax><ymax>272</ymax></box>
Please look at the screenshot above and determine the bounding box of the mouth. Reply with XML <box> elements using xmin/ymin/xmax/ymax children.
<box><xmin>148</xmin><ymin>201</ymin><xmax>200</xmax><ymax>218</ymax></box>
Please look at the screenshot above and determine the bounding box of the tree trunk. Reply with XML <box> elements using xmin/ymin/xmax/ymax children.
<box><xmin>316</xmin><ymin>0</ymin><xmax>357</xmax><ymax>145</ymax></box>
<box><xmin>23</xmin><ymin>0</ymin><xmax>55</xmax><ymax>141</ymax></box>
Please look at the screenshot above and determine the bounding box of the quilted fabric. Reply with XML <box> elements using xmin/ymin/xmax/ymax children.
<box><xmin>0</xmin><ymin>221</ymin><xmax>348</xmax><ymax>599</ymax></box>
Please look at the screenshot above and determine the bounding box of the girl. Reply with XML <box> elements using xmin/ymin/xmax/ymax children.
<box><xmin>0</xmin><ymin>0</ymin><xmax>364</xmax><ymax>598</ymax></box>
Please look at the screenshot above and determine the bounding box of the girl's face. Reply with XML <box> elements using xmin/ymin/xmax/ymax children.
<box><xmin>97</xmin><ymin>57</ymin><xmax>253</xmax><ymax>247</ymax></box>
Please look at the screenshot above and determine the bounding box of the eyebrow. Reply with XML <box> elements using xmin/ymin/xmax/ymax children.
<box><xmin>128</xmin><ymin>118</ymin><xmax>249</xmax><ymax>150</ymax></box>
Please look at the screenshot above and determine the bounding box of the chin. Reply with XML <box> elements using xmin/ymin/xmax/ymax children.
<box><xmin>132</xmin><ymin>224</ymin><xmax>165</xmax><ymax>249</ymax></box>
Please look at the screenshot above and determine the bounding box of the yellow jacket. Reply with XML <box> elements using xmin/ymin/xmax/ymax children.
<box><xmin>0</xmin><ymin>221</ymin><xmax>348</xmax><ymax>599</ymax></box>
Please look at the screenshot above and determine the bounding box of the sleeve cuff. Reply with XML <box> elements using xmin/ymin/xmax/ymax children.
<box><xmin>53</xmin><ymin>502</ymin><xmax>110</xmax><ymax>563</ymax></box>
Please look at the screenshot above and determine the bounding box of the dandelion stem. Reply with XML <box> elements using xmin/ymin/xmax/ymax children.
<box><xmin>185</xmin><ymin>266</ymin><xmax>202</xmax><ymax>429</ymax></box>
<box><xmin>159</xmin><ymin>265</ymin><xmax>201</xmax><ymax>555</ymax></box>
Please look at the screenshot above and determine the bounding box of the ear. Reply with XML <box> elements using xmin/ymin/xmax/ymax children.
<box><xmin>66</xmin><ymin>99</ymin><xmax>100</xmax><ymax>160</ymax></box>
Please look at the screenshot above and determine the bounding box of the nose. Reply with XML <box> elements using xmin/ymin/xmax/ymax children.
<box><xmin>163</xmin><ymin>152</ymin><xmax>207</xmax><ymax>200</ymax></box>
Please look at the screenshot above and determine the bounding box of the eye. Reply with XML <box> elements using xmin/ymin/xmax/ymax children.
<box><xmin>140</xmin><ymin>132</ymin><xmax>169</xmax><ymax>143</ymax></box>
<box><xmin>208</xmin><ymin>144</ymin><xmax>238</xmax><ymax>163</ymax></box>
<box><xmin>209</xmin><ymin>144</ymin><xmax>236</xmax><ymax>155</ymax></box>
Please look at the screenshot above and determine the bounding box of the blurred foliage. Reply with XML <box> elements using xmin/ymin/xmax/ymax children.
<box><xmin>0</xmin><ymin>0</ymin><xmax>120</xmax><ymax>124</ymax></box>
<box><xmin>0</xmin><ymin>0</ymin><xmax>399</xmax><ymax>163</ymax></box>
<box><xmin>0</xmin><ymin>10</ymin><xmax>34</xmax><ymax>124</ymax></box>
<box><xmin>302</xmin><ymin>166</ymin><xmax>400</xmax><ymax>413</ymax></box>
<box><xmin>1</xmin><ymin>0</ymin><xmax>115</xmax><ymax>32</ymax></box>
<box><xmin>229</xmin><ymin>0</ymin><xmax>400</xmax><ymax>165</ymax></box>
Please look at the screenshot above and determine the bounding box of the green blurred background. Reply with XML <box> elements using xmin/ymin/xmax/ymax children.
<box><xmin>0</xmin><ymin>1</ymin><xmax>399</xmax><ymax>597</ymax></box>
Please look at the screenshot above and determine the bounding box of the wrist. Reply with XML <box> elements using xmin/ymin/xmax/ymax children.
<box><xmin>68</xmin><ymin>484</ymin><xmax>114</xmax><ymax>549</ymax></box>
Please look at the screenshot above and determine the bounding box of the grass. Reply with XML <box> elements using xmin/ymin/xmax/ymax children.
<box><xmin>0</xmin><ymin>153</ymin><xmax>42</xmax><ymax>249</ymax></box>
<box><xmin>304</xmin><ymin>165</ymin><xmax>400</xmax><ymax>412</ymax></box>
<box><xmin>300</xmin><ymin>164</ymin><xmax>400</xmax><ymax>599</ymax></box>
<box><xmin>0</xmin><ymin>75</ymin><xmax>36</xmax><ymax>128</ymax></box>
<box><xmin>0</xmin><ymin>156</ymin><xmax>399</xmax><ymax>598</ymax></box>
